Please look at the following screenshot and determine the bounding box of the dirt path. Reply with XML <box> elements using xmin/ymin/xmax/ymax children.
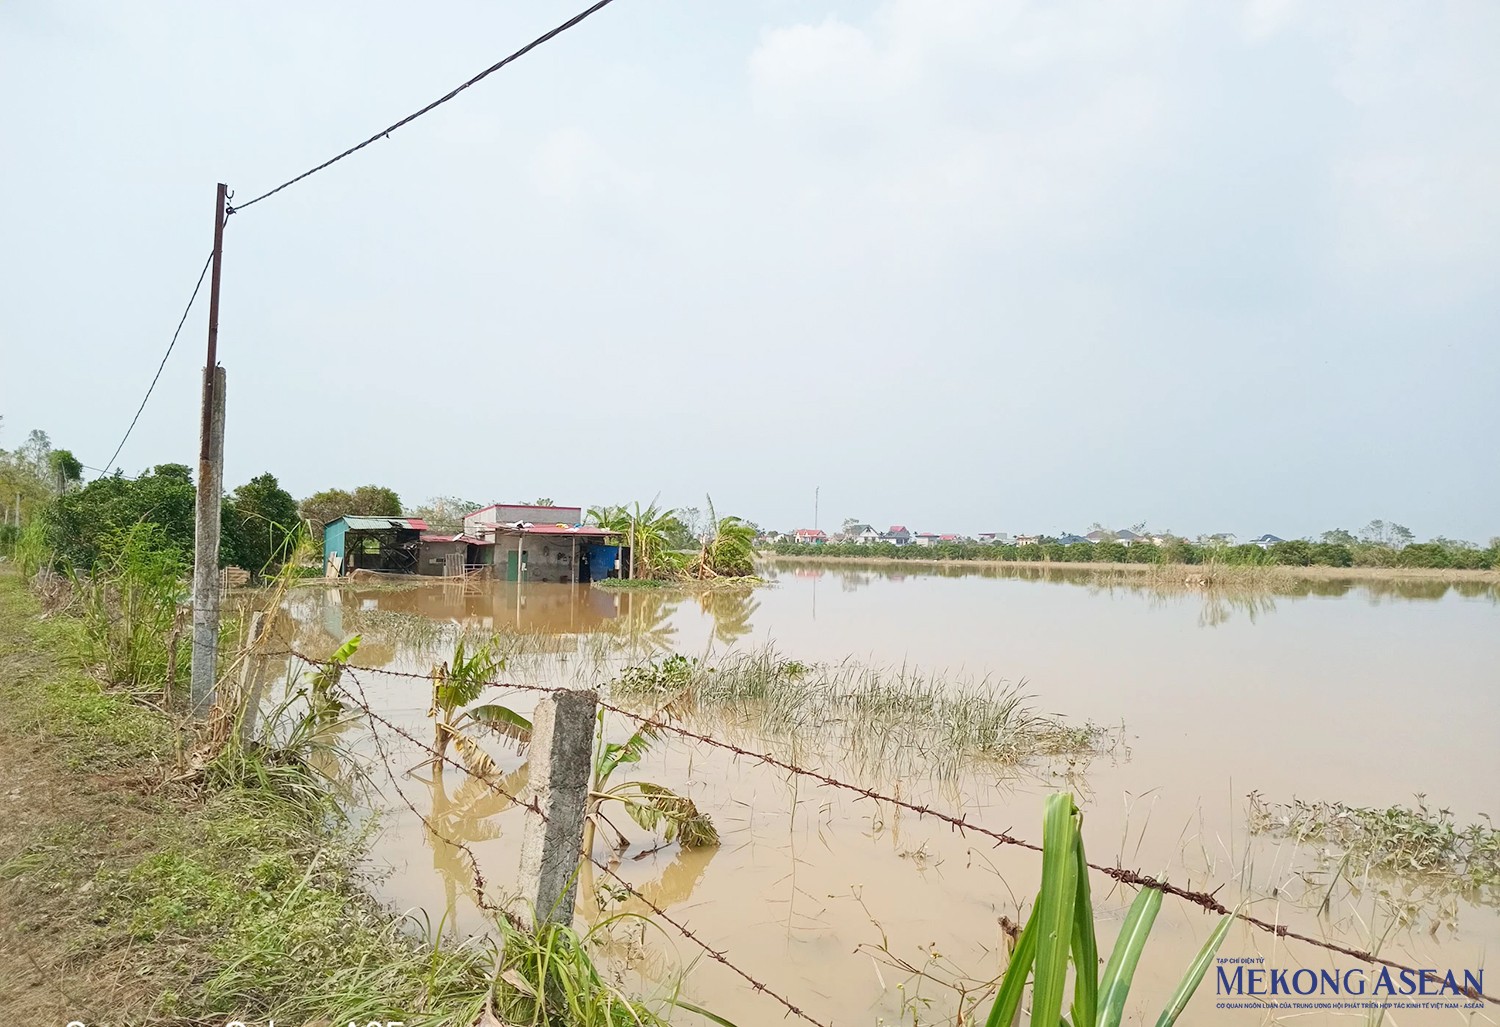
<box><xmin>0</xmin><ymin>584</ymin><xmax>171</xmax><ymax>1023</ymax></box>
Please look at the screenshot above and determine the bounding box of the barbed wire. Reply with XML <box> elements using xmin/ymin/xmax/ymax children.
<box><xmin>292</xmin><ymin>652</ymin><xmax>1497</xmax><ymax>1006</ymax></box>
<box><xmin>333</xmin><ymin>665</ymin><xmax>833</xmax><ymax>1026</ymax></box>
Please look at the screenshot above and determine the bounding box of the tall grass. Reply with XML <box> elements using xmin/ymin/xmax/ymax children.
<box><xmin>613</xmin><ymin>646</ymin><xmax>1106</xmax><ymax>778</ymax></box>
<box><xmin>73</xmin><ymin>521</ymin><xmax>189</xmax><ymax>694</ymax></box>
<box><xmin>985</xmin><ymin>793</ymin><xmax>1232</xmax><ymax>1027</ymax></box>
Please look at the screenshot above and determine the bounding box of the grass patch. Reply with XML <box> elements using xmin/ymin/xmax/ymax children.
<box><xmin>1248</xmin><ymin>791</ymin><xmax>1500</xmax><ymax>901</ymax></box>
<box><xmin>613</xmin><ymin>646</ymin><xmax>1109</xmax><ymax>779</ymax></box>
<box><xmin>0</xmin><ymin>570</ymin><xmax>496</xmax><ymax>1025</ymax></box>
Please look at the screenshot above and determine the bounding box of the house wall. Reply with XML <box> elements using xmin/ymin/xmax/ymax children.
<box><xmin>323</xmin><ymin>519</ymin><xmax>349</xmax><ymax>576</ymax></box>
<box><xmin>417</xmin><ymin>540</ymin><xmax>467</xmax><ymax>576</ymax></box>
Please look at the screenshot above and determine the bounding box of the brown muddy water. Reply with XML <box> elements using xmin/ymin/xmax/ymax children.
<box><xmin>275</xmin><ymin>561</ymin><xmax>1500</xmax><ymax>1025</ymax></box>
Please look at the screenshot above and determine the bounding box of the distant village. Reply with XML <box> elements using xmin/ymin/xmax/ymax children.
<box><xmin>321</xmin><ymin>505</ymin><xmax>1295</xmax><ymax>583</ymax></box>
<box><xmin>759</xmin><ymin>524</ymin><xmax>1287</xmax><ymax>549</ymax></box>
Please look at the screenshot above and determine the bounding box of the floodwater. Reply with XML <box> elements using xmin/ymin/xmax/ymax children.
<box><xmin>278</xmin><ymin>562</ymin><xmax>1500</xmax><ymax>1025</ymax></box>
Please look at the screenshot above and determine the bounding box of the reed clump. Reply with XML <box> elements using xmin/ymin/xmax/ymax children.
<box><xmin>613</xmin><ymin>645</ymin><xmax>1107</xmax><ymax>777</ymax></box>
<box><xmin>1248</xmin><ymin>792</ymin><xmax>1500</xmax><ymax>899</ymax></box>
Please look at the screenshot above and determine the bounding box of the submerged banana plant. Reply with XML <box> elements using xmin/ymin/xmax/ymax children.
<box><xmin>427</xmin><ymin>639</ymin><xmax>532</xmax><ymax>779</ymax></box>
<box><xmin>583</xmin><ymin>708</ymin><xmax>718</xmax><ymax>859</ymax></box>
<box><xmin>985</xmin><ymin>792</ymin><xmax>1234</xmax><ymax>1027</ymax></box>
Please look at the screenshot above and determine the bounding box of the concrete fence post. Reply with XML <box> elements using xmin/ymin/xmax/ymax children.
<box><xmin>515</xmin><ymin>688</ymin><xmax>597</xmax><ymax>930</ymax></box>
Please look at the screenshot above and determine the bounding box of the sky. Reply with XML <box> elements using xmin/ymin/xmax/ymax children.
<box><xmin>1</xmin><ymin>0</ymin><xmax>1496</xmax><ymax>542</ymax></box>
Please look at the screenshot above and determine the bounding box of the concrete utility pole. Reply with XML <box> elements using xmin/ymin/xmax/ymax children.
<box><xmin>189</xmin><ymin>183</ymin><xmax>229</xmax><ymax>714</ymax></box>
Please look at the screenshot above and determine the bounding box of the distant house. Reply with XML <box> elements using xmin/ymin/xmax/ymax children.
<box><xmin>759</xmin><ymin>530</ymin><xmax>788</xmax><ymax>545</ymax></box>
<box><xmin>842</xmin><ymin>523</ymin><xmax>883</xmax><ymax>544</ymax></box>
<box><xmin>1056</xmin><ymin>533</ymin><xmax>1088</xmax><ymax>545</ymax></box>
<box><xmin>1249</xmin><ymin>533</ymin><xmax>1285</xmax><ymax>549</ymax></box>
<box><xmin>938</xmin><ymin>533</ymin><xmax>961</xmax><ymax>543</ymax></box>
<box><xmin>1084</xmin><ymin>530</ymin><xmax>1112</xmax><ymax>543</ymax></box>
<box><xmin>1114</xmin><ymin>529</ymin><xmax>1141</xmax><ymax>545</ymax></box>
<box><xmin>912</xmin><ymin>532</ymin><xmax>941</xmax><ymax>547</ymax></box>
<box><xmin>793</xmin><ymin>528</ymin><xmax>827</xmax><ymax>545</ymax></box>
<box><xmin>883</xmin><ymin>525</ymin><xmax>912</xmax><ymax>546</ymax></box>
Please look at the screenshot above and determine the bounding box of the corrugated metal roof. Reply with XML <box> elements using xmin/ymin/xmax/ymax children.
<box><xmin>340</xmin><ymin>516</ymin><xmax>426</xmax><ymax>531</ymax></box>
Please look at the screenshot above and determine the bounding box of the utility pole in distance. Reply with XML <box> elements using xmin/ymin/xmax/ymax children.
<box><xmin>190</xmin><ymin>183</ymin><xmax>229</xmax><ymax>714</ymax></box>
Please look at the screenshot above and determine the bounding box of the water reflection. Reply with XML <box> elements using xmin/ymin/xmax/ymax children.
<box><xmin>762</xmin><ymin>559</ymin><xmax>1499</xmax><ymax>627</ymax></box>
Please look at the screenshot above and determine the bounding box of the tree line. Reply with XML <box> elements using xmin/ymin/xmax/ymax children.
<box><xmin>770</xmin><ymin>534</ymin><xmax>1500</xmax><ymax>570</ymax></box>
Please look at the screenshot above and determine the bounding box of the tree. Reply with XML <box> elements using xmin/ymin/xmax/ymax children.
<box><xmin>531</xmin><ymin>497</ymin><xmax>555</xmax><ymax>507</ymax></box>
<box><xmin>696</xmin><ymin>495</ymin><xmax>756</xmax><ymax>577</ymax></box>
<box><xmin>587</xmin><ymin>501</ymin><xmax>685</xmax><ymax>579</ymax></box>
<box><xmin>300</xmin><ymin>484</ymin><xmax>403</xmax><ymax>528</ymax></box>
<box><xmin>841</xmin><ymin>517</ymin><xmax>863</xmax><ymax>534</ymax></box>
<box><xmin>407</xmin><ymin>496</ymin><xmax>486</xmax><ymax>532</ymax></box>
<box><xmin>44</xmin><ymin>466</ymin><xmax>199</xmax><ymax>569</ymax></box>
<box><xmin>1320</xmin><ymin>528</ymin><xmax>1358</xmax><ymax>546</ymax></box>
<box><xmin>228</xmin><ymin>473</ymin><xmax>302</xmax><ymax>578</ymax></box>
<box><xmin>47</xmin><ymin>449</ymin><xmax>83</xmax><ymax>493</ymax></box>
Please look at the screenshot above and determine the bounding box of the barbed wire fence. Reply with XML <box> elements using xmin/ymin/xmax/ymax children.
<box><xmin>265</xmin><ymin>647</ymin><xmax>1497</xmax><ymax>1013</ymax></box>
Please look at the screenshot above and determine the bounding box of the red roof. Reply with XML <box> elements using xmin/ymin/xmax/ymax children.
<box><xmin>794</xmin><ymin>528</ymin><xmax>826</xmax><ymax>537</ymax></box>
<box><xmin>889</xmin><ymin>525</ymin><xmax>908</xmax><ymax>532</ymax></box>
<box><xmin>402</xmin><ymin>518</ymin><xmax>429</xmax><ymax>531</ymax></box>
<box><xmin>939</xmin><ymin>534</ymin><xmax>959</xmax><ymax>540</ymax></box>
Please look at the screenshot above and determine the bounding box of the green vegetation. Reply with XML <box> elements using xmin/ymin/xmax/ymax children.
<box><xmin>225</xmin><ymin>471</ymin><xmax>302</xmax><ymax>578</ymax></box>
<box><xmin>691</xmin><ymin>495</ymin><xmax>755</xmax><ymax>578</ymax></box>
<box><xmin>73</xmin><ymin>521</ymin><xmax>191</xmax><ymax>694</ymax></box>
<box><xmin>771</xmin><ymin>530</ymin><xmax>1500</xmax><ymax>572</ymax></box>
<box><xmin>1</xmin><ymin>525</ymin><xmax>702</xmax><ymax>1023</ymax></box>
<box><xmin>298</xmin><ymin>483</ymin><xmax>403</xmax><ymax>529</ymax></box>
<box><xmin>983</xmin><ymin>793</ymin><xmax>1232</xmax><ymax>1027</ymax></box>
<box><xmin>584</xmin><ymin>707</ymin><xmax>719</xmax><ymax>858</ymax></box>
<box><xmin>0</xmin><ymin>571</ymin><xmax>499</xmax><ymax>1024</ymax></box>
<box><xmin>426</xmin><ymin>638</ymin><xmax>533</xmax><ymax>778</ymax></box>
<box><xmin>613</xmin><ymin>648</ymin><xmax>1106</xmax><ymax>778</ymax></box>
<box><xmin>1248</xmin><ymin>792</ymin><xmax>1500</xmax><ymax>898</ymax></box>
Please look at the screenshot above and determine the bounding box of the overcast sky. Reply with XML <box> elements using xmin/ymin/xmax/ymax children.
<box><xmin>2</xmin><ymin>1</ymin><xmax>1496</xmax><ymax>540</ymax></box>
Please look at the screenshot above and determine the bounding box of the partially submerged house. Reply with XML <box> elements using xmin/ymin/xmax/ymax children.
<box><xmin>323</xmin><ymin>515</ymin><xmax>430</xmax><ymax>576</ymax></box>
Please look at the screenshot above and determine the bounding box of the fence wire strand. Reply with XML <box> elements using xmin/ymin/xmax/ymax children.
<box><xmin>334</xmin><ymin>665</ymin><xmax>834</xmax><ymax>1026</ymax></box>
<box><xmin>292</xmin><ymin>652</ymin><xmax>1497</xmax><ymax>1007</ymax></box>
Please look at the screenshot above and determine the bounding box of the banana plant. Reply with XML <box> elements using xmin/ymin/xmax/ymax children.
<box><xmin>426</xmin><ymin>639</ymin><xmax>533</xmax><ymax>779</ymax></box>
<box><xmin>985</xmin><ymin>792</ymin><xmax>1234</xmax><ymax>1027</ymax></box>
<box><xmin>581</xmin><ymin>709</ymin><xmax>718</xmax><ymax>860</ymax></box>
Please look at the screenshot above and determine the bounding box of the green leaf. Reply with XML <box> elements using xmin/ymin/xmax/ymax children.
<box><xmin>596</xmin><ymin>723</ymin><xmax>660</xmax><ymax>783</ymax></box>
<box><xmin>667</xmin><ymin>998</ymin><xmax>742</xmax><ymax>1026</ymax></box>
<box><xmin>1071</xmin><ymin>822</ymin><xmax>1100</xmax><ymax>1027</ymax></box>
<box><xmin>1031</xmin><ymin>793</ymin><xmax>1080</xmax><ymax>1027</ymax></box>
<box><xmin>1153</xmin><ymin>913</ymin><xmax>1234</xmax><ymax>1026</ymax></box>
<box><xmin>1097</xmin><ymin>887</ymin><xmax>1162</xmax><ymax>1027</ymax></box>
<box><xmin>985</xmin><ymin>904</ymin><xmax>1040</xmax><ymax>1027</ymax></box>
<box><xmin>607</xmin><ymin>781</ymin><xmax>719</xmax><ymax>847</ymax></box>
<box><xmin>463</xmin><ymin>703</ymin><xmax>532</xmax><ymax>752</ymax></box>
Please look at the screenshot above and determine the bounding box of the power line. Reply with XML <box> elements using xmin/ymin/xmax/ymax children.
<box><xmin>232</xmin><ymin>0</ymin><xmax>622</xmax><ymax>213</ymax></box>
<box><xmin>96</xmin><ymin>250</ymin><xmax>214</xmax><ymax>479</ymax></box>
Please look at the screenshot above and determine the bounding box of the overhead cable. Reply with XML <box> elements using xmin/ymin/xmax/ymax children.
<box><xmin>232</xmin><ymin>0</ymin><xmax>622</xmax><ymax>213</ymax></box>
<box><xmin>97</xmin><ymin>250</ymin><xmax>215</xmax><ymax>479</ymax></box>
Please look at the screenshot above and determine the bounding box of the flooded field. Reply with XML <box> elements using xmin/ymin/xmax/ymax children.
<box><xmin>275</xmin><ymin>561</ymin><xmax>1499</xmax><ymax>1025</ymax></box>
